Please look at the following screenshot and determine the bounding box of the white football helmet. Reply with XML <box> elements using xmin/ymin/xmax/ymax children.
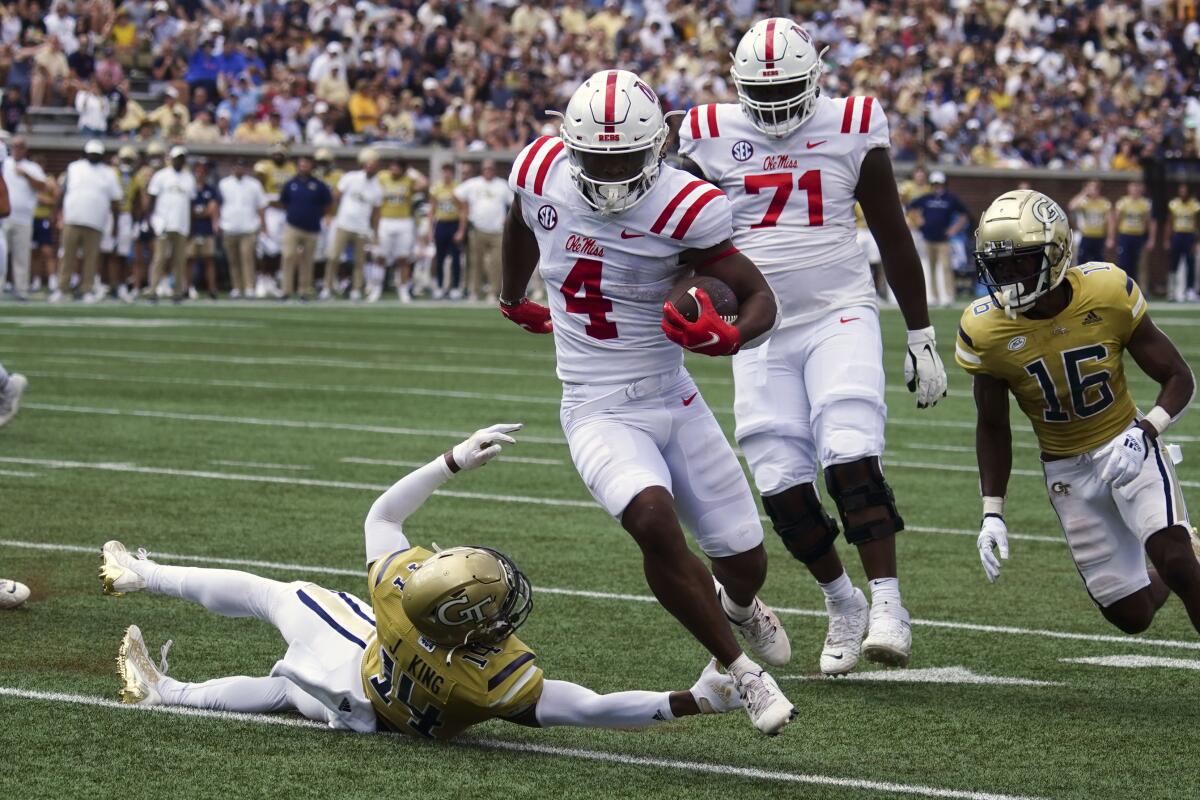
<box><xmin>731</xmin><ymin>18</ymin><xmax>826</xmax><ymax>138</ymax></box>
<box><xmin>551</xmin><ymin>69</ymin><xmax>668</xmax><ymax>215</ymax></box>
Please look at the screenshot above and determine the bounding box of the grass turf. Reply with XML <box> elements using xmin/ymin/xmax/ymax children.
<box><xmin>1</xmin><ymin>301</ymin><xmax>1198</xmax><ymax>800</ymax></box>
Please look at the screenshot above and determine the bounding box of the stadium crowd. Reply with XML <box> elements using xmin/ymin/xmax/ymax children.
<box><xmin>0</xmin><ymin>0</ymin><xmax>1197</xmax><ymax>166</ymax></box>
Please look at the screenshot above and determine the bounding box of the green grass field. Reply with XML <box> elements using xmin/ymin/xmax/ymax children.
<box><xmin>1</xmin><ymin>301</ymin><xmax>1198</xmax><ymax>800</ymax></box>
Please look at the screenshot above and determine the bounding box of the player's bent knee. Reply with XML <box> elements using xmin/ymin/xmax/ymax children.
<box><xmin>621</xmin><ymin>486</ymin><xmax>687</xmax><ymax>555</ymax></box>
<box><xmin>762</xmin><ymin>486</ymin><xmax>840</xmax><ymax>565</ymax></box>
<box><xmin>824</xmin><ymin>457</ymin><xmax>904</xmax><ymax>545</ymax></box>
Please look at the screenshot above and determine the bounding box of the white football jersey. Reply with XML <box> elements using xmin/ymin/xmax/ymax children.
<box><xmin>679</xmin><ymin>95</ymin><xmax>889</xmax><ymax>326</ymax></box>
<box><xmin>509</xmin><ymin>135</ymin><xmax>733</xmax><ymax>384</ymax></box>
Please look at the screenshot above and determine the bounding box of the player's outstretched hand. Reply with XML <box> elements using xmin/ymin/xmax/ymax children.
<box><xmin>500</xmin><ymin>298</ymin><xmax>553</xmax><ymax>334</ymax></box>
<box><xmin>1099</xmin><ymin>424</ymin><xmax>1148</xmax><ymax>488</ymax></box>
<box><xmin>905</xmin><ymin>326</ymin><xmax>948</xmax><ymax>408</ymax></box>
<box><xmin>689</xmin><ymin>658</ymin><xmax>742</xmax><ymax>714</ymax></box>
<box><xmin>450</xmin><ymin>423</ymin><xmax>522</xmax><ymax>472</ymax></box>
<box><xmin>661</xmin><ymin>288</ymin><xmax>740</xmax><ymax>356</ymax></box>
<box><xmin>977</xmin><ymin>514</ymin><xmax>1009</xmax><ymax>583</ymax></box>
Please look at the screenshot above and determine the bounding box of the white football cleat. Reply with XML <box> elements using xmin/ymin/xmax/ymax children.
<box><xmin>820</xmin><ymin>588</ymin><xmax>869</xmax><ymax>676</ymax></box>
<box><xmin>863</xmin><ymin>603</ymin><xmax>912</xmax><ymax>667</ymax></box>
<box><xmin>734</xmin><ymin>667</ymin><xmax>794</xmax><ymax>736</ymax></box>
<box><xmin>100</xmin><ymin>540</ymin><xmax>148</xmax><ymax>596</ymax></box>
<box><xmin>366</xmin><ymin>285</ymin><xmax>382</xmax><ymax>303</ymax></box>
<box><xmin>349</xmin><ymin>289</ymin><xmax>362</xmax><ymax>302</ymax></box>
<box><xmin>715</xmin><ymin>581</ymin><xmax>791</xmax><ymax>666</ymax></box>
<box><xmin>117</xmin><ymin>625</ymin><xmax>164</xmax><ymax>705</ymax></box>
<box><xmin>0</xmin><ymin>579</ymin><xmax>31</xmax><ymax>609</ymax></box>
<box><xmin>0</xmin><ymin>373</ymin><xmax>28</xmax><ymax>427</ymax></box>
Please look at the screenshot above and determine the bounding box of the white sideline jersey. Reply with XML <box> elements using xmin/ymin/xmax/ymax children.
<box><xmin>509</xmin><ymin>135</ymin><xmax>734</xmax><ymax>384</ymax></box>
<box><xmin>679</xmin><ymin>95</ymin><xmax>889</xmax><ymax>327</ymax></box>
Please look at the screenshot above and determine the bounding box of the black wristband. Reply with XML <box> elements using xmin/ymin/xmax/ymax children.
<box><xmin>982</xmin><ymin>512</ymin><xmax>1004</xmax><ymax>523</ymax></box>
<box><xmin>443</xmin><ymin>450</ymin><xmax>461</xmax><ymax>474</ymax></box>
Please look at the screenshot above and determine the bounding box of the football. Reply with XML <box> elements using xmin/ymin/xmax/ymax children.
<box><xmin>0</xmin><ymin>579</ymin><xmax>30</xmax><ymax>610</ymax></box>
<box><xmin>667</xmin><ymin>276</ymin><xmax>739</xmax><ymax>324</ymax></box>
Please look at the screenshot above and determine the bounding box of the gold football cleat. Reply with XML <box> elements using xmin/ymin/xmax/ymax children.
<box><xmin>99</xmin><ymin>541</ymin><xmax>147</xmax><ymax>597</ymax></box>
<box><xmin>116</xmin><ymin>625</ymin><xmax>163</xmax><ymax>705</ymax></box>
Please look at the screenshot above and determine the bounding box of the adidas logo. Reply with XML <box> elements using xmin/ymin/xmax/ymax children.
<box><xmin>1083</xmin><ymin>310</ymin><xmax>1103</xmax><ymax>326</ymax></box>
<box><xmin>338</xmin><ymin>698</ymin><xmax>352</xmax><ymax>713</ymax></box>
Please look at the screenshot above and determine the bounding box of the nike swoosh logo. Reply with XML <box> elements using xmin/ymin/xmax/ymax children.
<box><xmin>695</xmin><ymin>332</ymin><xmax>720</xmax><ymax>349</ymax></box>
<box><xmin>827</xmin><ymin>653</ymin><xmax>844</xmax><ymax>660</ymax></box>
<box><xmin>839</xmin><ymin>316</ymin><xmax>860</xmax><ymax>324</ymax></box>
<box><xmin>806</xmin><ymin>140</ymin><xmax>828</xmax><ymax>149</ymax></box>
<box><xmin>682</xmin><ymin>392</ymin><xmax>698</xmax><ymax>406</ymax></box>
<box><xmin>620</xmin><ymin>230</ymin><xmax>645</xmax><ymax>239</ymax></box>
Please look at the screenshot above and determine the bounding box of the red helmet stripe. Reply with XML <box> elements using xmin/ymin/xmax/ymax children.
<box><xmin>516</xmin><ymin>136</ymin><xmax>553</xmax><ymax>189</ymax></box>
<box><xmin>603</xmin><ymin>70</ymin><xmax>618</xmax><ymax>132</ymax></box>
<box><xmin>532</xmin><ymin>140</ymin><xmax>564</xmax><ymax>195</ymax></box>
<box><xmin>764</xmin><ymin>18</ymin><xmax>777</xmax><ymax>67</ymax></box>
<box><xmin>706</xmin><ymin>104</ymin><xmax>719</xmax><ymax>138</ymax></box>
<box><xmin>689</xmin><ymin>107</ymin><xmax>701</xmax><ymax>140</ymax></box>
<box><xmin>840</xmin><ymin>97</ymin><xmax>856</xmax><ymax>134</ymax></box>
<box><xmin>859</xmin><ymin>96</ymin><xmax>874</xmax><ymax>133</ymax></box>
<box><xmin>671</xmin><ymin>188</ymin><xmax>724</xmax><ymax>240</ymax></box>
<box><xmin>652</xmin><ymin>179</ymin><xmax>706</xmax><ymax>234</ymax></box>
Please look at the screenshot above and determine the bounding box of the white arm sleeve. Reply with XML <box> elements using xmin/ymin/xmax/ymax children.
<box><xmin>363</xmin><ymin>456</ymin><xmax>453</xmax><ymax>564</ymax></box>
<box><xmin>533</xmin><ymin>679</ymin><xmax>675</xmax><ymax>730</ymax></box>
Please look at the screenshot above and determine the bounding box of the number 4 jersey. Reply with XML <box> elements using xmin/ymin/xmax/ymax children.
<box><xmin>679</xmin><ymin>95</ymin><xmax>889</xmax><ymax>327</ymax></box>
<box><xmin>955</xmin><ymin>264</ymin><xmax>1147</xmax><ymax>457</ymax></box>
<box><xmin>509</xmin><ymin>135</ymin><xmax>734</xmax><ymax>384</ymax></box>
<box><xmin>361</xmin><ymin>546</ymin><xmax>543</xmax><ymax>739</ymax></box>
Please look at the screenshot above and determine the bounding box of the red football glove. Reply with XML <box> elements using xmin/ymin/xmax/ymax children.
<box><xmin>499</xmin><ymin>298</ymin><xmax>553</xmax><ymax>334</ymax></box>
<box><xmin>661</xmin><ymin>288</ymin><xmax>741</xmax><ymax>356</ymax></box>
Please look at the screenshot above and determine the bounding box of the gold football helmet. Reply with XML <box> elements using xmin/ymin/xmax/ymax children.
<box><xmin>117</xmin><ymin>145</ymin><xmax>139</xmax><ymax>163</ymax></box>
<box><xmin>313</xmin><ymin>147</ymin><xmax>334</xmax><ymax>163</ymax></box>
<box><xmin>974</xmin><ymin>189</ymin><xmax>1072</xmax><ymax>318</ymax></box>
<box><xmin>401</xmin><ymin>547</ymin><xmax>533</xmax><ymax>649</ymax></box>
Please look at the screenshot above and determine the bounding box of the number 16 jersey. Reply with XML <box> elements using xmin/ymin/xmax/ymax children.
<box><xmin>680</xmin><ymin>95</ymin><xmax>890</xmax><ymax>327</ymax></box>
<box><xmin>509</xmin><ymin>135</ymin><xmax>734</xmax><ymax>385</ymax></box>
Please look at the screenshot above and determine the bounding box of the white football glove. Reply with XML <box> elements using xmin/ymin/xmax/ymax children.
<box><xmin>689</xmin><ymin>658</ymin><xmax>742</xmax><ymax>714</ymax></box>
<box><xmin>905</xmin><ymin>326</ymin><xmax>948</xmax><ymax>409</ymax></box>
<box><xmin>1099</xmin><ymin>424</ymin><xmax>1148</xmax><ymax>489</ymax></box>
<box><xmin>450</xmin><ymin>423</ymin><xmax>521</xmax><ymax>471</ymax></box>
<box><xmin>977</xmin><ymin>514</ymin><xmax>1009</xmax><ymax>583</ymax></box>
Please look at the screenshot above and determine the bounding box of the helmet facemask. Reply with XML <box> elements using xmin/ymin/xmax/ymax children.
<box><xmin>563</xmin><ymin>127</ymin><xmax>666</xmax><ymax>216</ymax></box>
<box><xmin>732</xmin><ymin>59</ymin><xmax>823</xmax><ymax>138</ymax></box>
<box><xmin>976</xmin><ymin>242</ymin><xmax>1066</xmax><ymax>319</ymax></box>
<box><xmin>472</xmin><ymin>546</ymin><xmax>532</xmax><ymax>645</ymax></box>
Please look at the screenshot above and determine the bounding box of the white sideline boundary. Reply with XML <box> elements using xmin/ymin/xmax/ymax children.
<box><xmin>1</xmin><ymin>537</ymin><xmax>1196</xmax><ymax>651</ymax></box>
<box><xmin>0</xmin><ymin>686</ymin><xmax>1046</xmax><ymax>800</ymax></box>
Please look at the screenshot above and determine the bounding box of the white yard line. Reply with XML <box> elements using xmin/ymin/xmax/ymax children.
<box><xmin>210</xmin><ymin>460</ymin><xmax>312</xmax><ymax>471</ymax></box>
<box><xmin>0</xmin><ymin>469</ymin><xmax>38</xmax><ymax>478</ymax></box>
<box><xmin>0</xmin><ymin>537</ymin><xmax>1194</xmax><ymax>651</ymax></box>
<box><xmin>0</xmin><ymin>686</ymin><xmax>1045</xmax><ymax>800</ymax></box>
<box><xmin>1059</xmin><ymin>655</ymin><xmax>1200</xmax><ymax>670</ymax></box>
<box><xmin>342</xmin><ymin>455</ymin><xmax>565</xmax><ymax>467</ymax></box>
<box><xmin>782</xmin><ymin>666</ymin><xmax>1062</xmax><ymax>687</ymax></box>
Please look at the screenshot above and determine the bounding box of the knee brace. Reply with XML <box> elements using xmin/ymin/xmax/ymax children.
<box><xmin>824</xmin><ymin>457</ymin><xmax>904</xmax><ymax>545</ymax></box>
<box><xmin>762</xmin><ymin>489</ymin><xmax>840</xmax><ymax>565</ymax></box>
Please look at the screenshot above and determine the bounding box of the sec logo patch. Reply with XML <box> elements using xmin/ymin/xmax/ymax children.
<box><xmin>537</xmin><ymin>204</ymin><xmax>558</xmax><ymax>230</ymax></box>
<box><xmin>731</xmin><ymin>140</ymin><xmax>754</xmax><ymax>162</ymax></box>
<box><xmin>1007</xmin><ymin>336</ymin><xmax>1026</xmax><ymax>351</ymax></box>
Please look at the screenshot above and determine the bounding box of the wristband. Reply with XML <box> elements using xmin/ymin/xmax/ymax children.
<box><xmin>499</xmin><ymin>296</ymin><xmax>525</xmax><ymax>308</ymax></box>
<box><xmin>443</xmin><ymin>450</ymin><xmax>461</xmax><ymax>474</ymax></box>
<box><xmin>982</xmin><ymin>496</ymin><xmax>1005</xmax><ymax>517</ymax></box>
<box><xmin>1143</xmin><ymin>406</ymin><xmax>1172</xmax><ymax>436</ymax></box>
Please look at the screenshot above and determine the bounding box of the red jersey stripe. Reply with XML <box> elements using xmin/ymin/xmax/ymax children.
<box><xmin>706</xmin><ymin>104</ymin><xmax>719</xmax><ymax>138</ymax></box>
<box><xmin>516</xmin><ymin>136</ymin><xmax>553</xmax><ymax>189</ymax></box>
<box><xmin>689</xmin><ymin>107</ymin><xmax>701</xmax><ymax>139</ymax></box>
<box><xmin>840</xmin><ymin>97</ymin><xmax>855</xmax><ymax>134</ymax></box>
<box><xmin>671</xmin><ymin>188</ymin><xmax>724</xmax><ymax>240</ymax></box>
<box><xmin>532</xmin><ymin>140</ymin><xmax>564</xmax><ymax>195</ymax></box>
<box><xmin>764</xmin><ymin>19</ymin><xmax>777</xmax><ymax>63</ymax></box>
<box><xmin>604</xmin><ymin>70</ymin><xmax>618</xmax><ymax>124</ymax></box>
<box><xmin>859</xmin><ymin>96</ymin><xmax>874</xmax><ymax>133</ymax></box>
<box><xmin>651</xmin><ymin>179</ymin><xmax>707</xmax><ymax>234</ymax></box>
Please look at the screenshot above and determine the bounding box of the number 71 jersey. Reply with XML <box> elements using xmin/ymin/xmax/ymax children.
<box><xmin>509</xmin><ymin>135</ymin><xmax>734</xmax><ymax>384</ymax></box>
<box><xmin>680</xmin><ymin>96</ymin><xmax>888</xmax><ymax>327</ymax></box>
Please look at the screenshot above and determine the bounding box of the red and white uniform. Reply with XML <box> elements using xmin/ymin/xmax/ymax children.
<box><xmin>508</xmin><ymin>135</ymin><xmax>763</xmax><ymax>556</ymax></box>
<box><xmin>681</xmin><ymin>96</ymin><xmax>892</xmax><ymax>494</ymax></box>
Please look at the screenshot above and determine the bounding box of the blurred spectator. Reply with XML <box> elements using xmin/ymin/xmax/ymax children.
<box><xmin>324</xmin><ymin>148</ymin><xmax>383</xmax><ymax>301</ymax></box>
<box><xmin>1068</xmin><ymin>181</ymin><xmax>1112</xmax><ymax>265</ymax></box>
<box><xmin>1166</xmin><ymin>183</ymin><xmax>1199</xmax><ymax>302</ymax></box>
<box><xmin>73</xmin><ymin>77</ymin><xmax>109</xmax><ymax>136</ymax></box>
<box><xmin>146</xmin><ymin>145</ymin><xmax>195</xmax><ymax>302</ymax></box>
<box><xmin>454</xmin><ymin>159</ymin><xmax>511</xmax><ymax>303</ymax></box>
<box><xmin>148</xmin><ymin>87</ymin><xmax>189</xmax><ymax>138</ymax></box>
<box><xmin>2</xmin><ymin>136</ymin><xmax>48</xmax><ymax>300</ymax></box>
<box><xmin>218</xmin><ymin>158</ymin><xmax>267</xmax><ymax>299</ymax></box>
<box><xmin>189</xmin><ymin>158</ymin><xmax>221</xmax><ymax>299</ymax></box>
<box><xmin>2</xmin><ymin>86</ymin><xmax>27</xmax><ymax>133</ymax></box>
<box><xmin>428</xmin><ymin>161</ymin><xmax>462</xmax><ymax>299</ymax></box>
<box><xmin>908</xmin><ymin>171</ymin><xmax>968</xmax><ymax>308</ymax></box>
<box><xmin>279</xmin><ymin>155</ymin><xmax>332</xmax><ymax>301</ymax></box>
<box><xmin>55</xmin><ymin>139</ymin><xmax>121</xmax><ymax>303</ymax></box>
<box><xmin>1109</xmin><ymin>181</ymin><xmax>1156</xmax><ymax>284</ymax></box>
<box><xmin>31</xmin><ymin>35</ymin><xmax>69</xmax><ymax>107</ymax></box>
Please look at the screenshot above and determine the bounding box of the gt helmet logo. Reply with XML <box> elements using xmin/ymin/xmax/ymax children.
<box><xmin>1032</xmin><ymin>197</ymin><xmax>1065</xmax><ymax>225</ymax></box>
<box><xmin>435</xmin><ymin>593</ymin><xmax>497</xmax><ymax>626</ymax></box>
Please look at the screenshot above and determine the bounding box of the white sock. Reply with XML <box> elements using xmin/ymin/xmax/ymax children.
<box><xmin>719</xmin><ymin>587</ymin><xmax>755</xmax><ymax>623</ymax></box>
<box><xmin>818</xmin><ymin>571</ymin><xmax>856</xmax><ymax>607</ymax></box>
<box><xmin>158</xmin><ymin>674</ymin><xmax>293</xmax><ymax>713</ymax></box>
<box><xmin>136</xmin><ymin>562</ymin><xmax>286</xmax><ymax>622</ymax></box>
<box><xmin>868</xmin><ymin>577</ymin><xmax>902</xmax><ymax>608</ymax></box>
<box><xmin>726</xmin><ymin>652</ymin><xmax>761</xmax><ymax>681</ymax></box>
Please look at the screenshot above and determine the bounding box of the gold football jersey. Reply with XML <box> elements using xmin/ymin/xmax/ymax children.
<box><xmin>1169</xmin><ymin>197</ymin><xmax>1200</xmax><ymax>234</ymax></box>
<box><xmin>378</xmin><ymin>172</ymin><xmax>416</xmax><ymax>219</ymax></box>
<box><xmin>955</xmin><ymin>264</ymin><xmax>1147</xmax><ymax>456</ymax></box>
<box><xmin>429</xmin><ymin>182</ymin><xmax>459</xmax><ymax>222</ymax></box>
<box><xmin>253</xmin><ymin>159</ymin><xmax>297</xmax><ymax>197</ymax></box>
<box><xmin>1075</xmin><ymin>196</ymin><xmax>1111</xmax><ymax>238</ymax></box>
<box><xmin>1114</xmin><ymin>197</ymin><xmax>1151</xmax><ymax>236</ymax></box>
<box><xmin>360</xmin><ymin>546</ymin><xmax>543</xmax><ymax>739</ymax></box>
